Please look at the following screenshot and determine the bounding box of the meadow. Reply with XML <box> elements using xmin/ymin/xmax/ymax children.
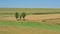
<box><xmin>0</xmin><ymin>8</ymin><xmax>60</xmax><ymax>34</ymax></box>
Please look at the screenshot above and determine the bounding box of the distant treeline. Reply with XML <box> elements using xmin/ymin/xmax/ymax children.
<box><xmin>32</xmin><ymin>12</ymin><xmax>60</xmax><ymax>15</ymax></box>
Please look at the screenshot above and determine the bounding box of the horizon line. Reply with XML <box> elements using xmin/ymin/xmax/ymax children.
<box><xmin>0</xmin><ymin>7</ymin><xmax>60</xmax><ymax>9</ymax></box>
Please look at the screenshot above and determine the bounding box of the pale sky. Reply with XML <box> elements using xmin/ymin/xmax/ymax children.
<box><xmin>0</xmin><ymin>0</ymin><xmax>60</xmax><ymax>8</ymax></box>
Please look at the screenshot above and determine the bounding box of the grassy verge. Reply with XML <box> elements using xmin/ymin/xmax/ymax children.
<box><xmin>0</xmin><ymin>21</ymin><xmax>60</xmax><ymax>31</ymax></box>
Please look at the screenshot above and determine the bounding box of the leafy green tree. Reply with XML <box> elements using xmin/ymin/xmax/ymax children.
<box><xmin>20</xmin><ymin>12</ymin><xmax>26</xmax><ymax>20</ymax></box>
<box><xmin>15</xmin><ymin>12</ymin><xmax>19</xmax><ymax>21</ymax></box>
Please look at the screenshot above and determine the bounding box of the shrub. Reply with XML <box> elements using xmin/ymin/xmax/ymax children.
<box><xmin>20</xmin><ymin>12</ymin><xmax>26</xmax><ymax>20</ymax></box>
<box><xmin>15</xmin><ymin>12</ymin><xmax>19</xmax><ymax>21</ymax></box>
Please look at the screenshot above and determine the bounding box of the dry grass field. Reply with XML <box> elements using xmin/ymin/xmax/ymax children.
<box><xmin>0</xmin><ymin>14</ymin><xmax>60</xmax><ymax>34</ymax></box>
<box><xmin>0</xmin><ymin>8</ymin><xmax>60</xmax><ymax>34</ymax></box>
<box><xmin>0</xmin><ymin>26</ymin><xmax>60</xmax><ymax>34</ymax></box>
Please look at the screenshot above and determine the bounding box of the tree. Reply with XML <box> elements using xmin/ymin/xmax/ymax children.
<box><xmin>20</xmin><ymin>12</ymin><xmax>26</xmax><ymax>20</ymax></box>
<box><xmin>15</xmin><ymin>12</ymin><xmax>19</xmax><ymax>21</ymax></box>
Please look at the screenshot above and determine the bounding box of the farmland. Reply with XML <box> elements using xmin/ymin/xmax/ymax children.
<box><xmin>0</xmin><ymin>8</ymin><xmax>60</xmax><ymax>34</ymax></box>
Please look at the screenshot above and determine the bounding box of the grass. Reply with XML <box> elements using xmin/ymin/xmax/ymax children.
<box><xmin>32</xmin><ymin>12</ymin><xmax>60</xmax><ymax>15</ymax></box>
<box><xmin>0</xmin><ymin>8</ymin><xmax>60</xmax><ymax>33</ymax></box>
<box><xmin>0</xmin><ymin>21</ymin><xmax>60</xmax><ymax>31</ymax></box>
<box><xmin>0</xmin><ymin>8</ymin><xmax>60</xmax><ymax>16</ymax></box>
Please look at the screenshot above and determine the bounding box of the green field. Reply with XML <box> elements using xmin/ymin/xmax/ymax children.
<box><xmin>0</xmin><ymin>8</ymin><xmax>60</xmax><ymax>34</ymax></box>
<box><xmin>0</xmin><ymin>21</ymin><xmax>60</xmax><ymax>31</ymax></box>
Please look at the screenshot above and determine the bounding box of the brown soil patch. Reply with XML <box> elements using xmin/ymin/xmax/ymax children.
<box><xmin>1</xmin><ymin>14</ymin><xmax>60</xmax><ymax>21</ymax></box>
<box><xmin>26</xmin><ymin>14</ymin><xmax>60</xmax><ymax>21</ymax></box>
<box><xmin>0</xmin><ymin>26</ymin><xmax>60</xmax><ymax>34</ymax></box>
<box><xmin>42</xmin><ymin>18</ymin><xmax>60</xmax><ymax>25</ymax></box>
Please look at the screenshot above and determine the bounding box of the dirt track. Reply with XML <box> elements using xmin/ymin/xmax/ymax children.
<box><xmin>0</xmin><ymin>26</ymin><xmax>60</xmax><ymax>34</ymax></box>
<box><xmin>1</xmin><ymin>14</ymin><xmax>60</xmax><ymax>21</ymax></box>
